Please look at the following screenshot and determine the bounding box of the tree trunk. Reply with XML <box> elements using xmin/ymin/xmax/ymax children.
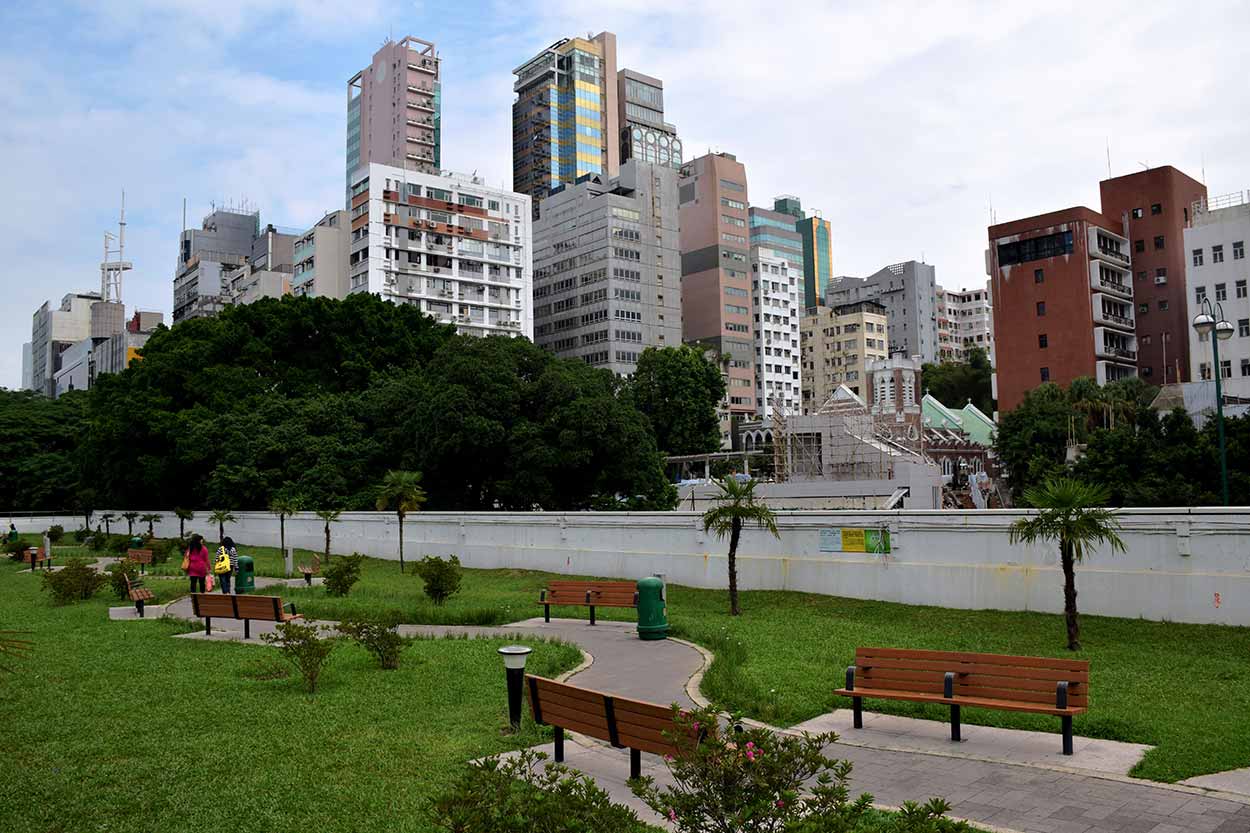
<box><xmin>180</xmin><ymin>518</ymin><xmax>185</xmax><ymax>538</ymax></box>
<box><xmin>398</xmin><ymin>512</ymin><xmax>405</xmax><ymax>573</ymax></box>
<box><xmin>218</xmin><ymin>521</ymin><xmax>224</xmax><ymax>542</ymax></box>
<box><xmin>127</xmin><ymin>519</ymin><xmax>133</xmax><ymax>536</ymax></box>
<box><xmin>728</xmin><ymin>517</ymin><xmax>741</xmax><ymax>616</ymax></box>
<box><xmin>324</xmin><ymin>522</ymin><xmax>331</xmax><ymax>565</ymax></box>
<box><xmin>281</xmin><ymin>517</ymin><xmax>291</xmax><ymax>578</ymax></box>
<box><xmin>1061</xmin><ymin>538</ymin><xmax>1080</xmax><ymax>651</ymax></box>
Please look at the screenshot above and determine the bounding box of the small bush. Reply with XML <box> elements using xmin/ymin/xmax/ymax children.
<box><xmin>87</xmin><ymin>530</ymin><xmax>107</xmax><ymax>551</ymax></box>
<box><xmin>73</xmin><ymin>527</ymin><xmax>89</xmax><ymax>543</ymax></box>
<box><xmin>262</xmin><ymin>621</ymin><xmax>334</xmax><ymax>693</ymax></box>
<box><xmin>105</xmin><ymin>559</ymin><xmax>140</xmax><ymax>600</ymax></box>
<box><xmin>107</xmin><ymin>534</ymin><xmax>132</xmax><ymax>554</ymax></box>
<box><xmin>414</xmin><ymin>555</ymin><xmax>462</xmax><ymax>606</ymax></box>
<box><xmin>41</xmin><ymin>559</ymin><xmax>108</xmax><ymax>606</ymax></box>
<box><xmin>323</xmin><ymin>553</ymin><xmax>364</xmax><ymax>597</ymax></box>
<box><xmin>46</xmin><ymin>525</ymin><xmax>64</xmax><ymax>543</ymax></box>
<box><xmin>4</xmin><ymin>539</ymin><xmax>25</xmax><ymax>560</ymax></box>
<box><xmin>428</xmin><ymin>747</ymin><xmax>650</xmax><ymax>833</ymax></box>
<box><xmin>339</xmin><ymin>615</ymin><xmax>405</xmax><ymax>670</ymax></box>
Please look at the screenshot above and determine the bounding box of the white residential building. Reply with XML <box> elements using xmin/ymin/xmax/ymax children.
<box><xmin>348</xmin><ymin>164</ymin><xmax>533</xmax><ymax>338</ymax></box>
<box><xmin>1185</xmin><ymin>190</ymin><xmax>1250</xmax><ymax>397</ymax></box>
<box><xmin>751</xmin><ymin>247</ymin><xmax>801</xmax><ymax>416</ymax></box>
<box><xmin>29</xmin><ymin>292</ymin><xmax>98</xmax><ymax>396</ymax></box>
<box><xmin>947</xmin><ymin>282</ymin><xmax>994</xmax><ymax>362</ymax></box>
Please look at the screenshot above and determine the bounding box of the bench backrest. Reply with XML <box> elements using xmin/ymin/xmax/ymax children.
<box><xmin>22</xmin><ymin>548</ymin><xmax>45</xmax><ymax>563</ymax></box>
<box><xmin>233</xmin><ymin>595</ymin><xmax>287</xmax><ymax>621</ymax></box>
<box><xmin>127</xmin><ymin>549</ymin><xmax>154</xmax><ymax>564</ymax></box>
<box><xmin>547</xmin><ymin>580</ymin><xmax>636</xmax><ymax>606</ymax></box>
<box><xmin>190</xmin><ymin>593</ymin><xmax>236</xmax><ymax>618</ymax></box>
<box><xmin>853</xmin><ymin>647</ymin><xmax>1089</xmax><ymax>708</ymax></box>
<box><xmin>526</xmin><ymin>675</ymin><xmax>684</xmax><ymax>756</ymax></box>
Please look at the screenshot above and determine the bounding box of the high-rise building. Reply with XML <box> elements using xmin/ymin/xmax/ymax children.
<box><xmin>988</xmin><ymin>207</ymin><xmax>1136</xmax><ymax>411</ymax></box>
<box><xmin>825</xmin><ymin>261</ymin><xmax>939</xmax><ymax>364</ymax></box>
<box><xmin>29</xmin><ymin>292</ymin><xmax>98</xmax><ymax>396</ymax></box>
<box><xmin>773</xmin><ymin>195</ymin><xmax>834</xmax><ymax>311</ymax></box>
<box><xmin>616</xmin><ymin>69</ymin><xmax>681</xmax><ymax>171</ymax></box>
<box><xmin>347</xmin><ymin>163</ymin><xmax>533</xmax><ymax>338</ymax></box>
<box><xmin>749</xmin><ymin>248</ymin><xmax>801</xmax><ymax>417</ymax></box>
<box><xmin>799</xmin><ymin>300</ymin><xmax>889</xmax><ymax>409</ymax></box>
<box><xmin>292</xmin><ymin>210</ymin><xmax>351</xmax><ymax>300</ymax></box>
<box><xmin>749</xmin><ymin>204</ymin><xmax>804</xmax><ymax>273</ymax></box>
<box><xmin>513</xmin><ymin>33</ymin><xmax>619</xmax><ymax>216</ymax></box>
<box><xmin>20</xmin><ymin>342</ymin><xmax>33</xmax><ymax>390</ymax></box>
<box><xmin>947</xmin><ymin>283</ymin><xmax>994</xmax><ymax>361</ymax></box>
<box><xmin>532</xmin><ymin>160</ymin><xmax>681</xmax><ymax>373</ymax></box>
<box><xmin>1099</xmin><ymin>167</ymin><xmax>1206</xmax><ymax>384</ymax></box>
<box><xmin>1185</xmin><ymin>190</ymin><xmax>1250</xmax><ymax>395</ymax></box>
<box><xmin>935</xmin><ymin>287</ymin><xmax>957</xmax><ymax>362</ymax></box>
<box><xmin>679</xmin><ymin>152</ymin><xmax>756</xmax><ymax>425</ymax></box>
<box><xmin>346</xmin><ymin>36</ymin><xmax>440</xmax><ymax>194</ymax></box>
<box><xmin>173</xmin><ymin>207</ymin><xmax>259</xmax><ymax>323</ymax></box>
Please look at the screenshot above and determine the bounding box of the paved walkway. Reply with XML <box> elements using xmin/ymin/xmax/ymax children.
<box><xmin>116</xmin><ymin>599</ymin><xmax>1250</xmax><ymax>832</ymax></box>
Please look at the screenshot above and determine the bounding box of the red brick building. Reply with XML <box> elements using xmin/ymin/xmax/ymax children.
<box><xmin>988</xmin><ymin>207</ymin><xmax>1136</xmax><ymax>411</ymax></box>
<box><xmin>1099</xmin><ymin>167</ymin><xmax>1207</xmax><ymax>384</ymax></box>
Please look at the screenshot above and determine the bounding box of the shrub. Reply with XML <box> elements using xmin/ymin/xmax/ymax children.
<box><xmin>428</xmin><ymin>747</ymin><xmax>651</xmax><ymax>833</ymax></box>
<box><xmin>262</xmin><ymin>621</ymin><xmax>334</xmax><ymax>694</ymax></box>
<box><xmin>108</xmin><ymin>534</ymin><xmax>132</xmax><ymax>554</ymax></box>
<box><xmin>338</xmin><ymin>615</ymin><xmax>405</xmax><ymax>670</ymax></box>
<box><xmin>73</xmin><ymin>527</ymin><xmax>89</xmax><ymax>543</ymax></box>
<box><xmin>46</xmin><ymin>525</ymin><xmax>64</xmax><ymax>543</ymax></box>
<box><xmin>323</xmin><ymin>553</ymin><xmax>364</xmax><ymax>597</ymax></box>
<box><xmin>87</xmin><ymin>530</ymin><xmax>106</xmax><ymax>551</ymax></box>
<box><xmin>41</xmin><ymin>559</ymin><xmax>108</xmax><ymax>606</ymax></box>
<box><xmin>105</xmin><ymin>559</ymin><xmax>140</xmax><ymax>600</ymax></box>
<box><xmin>414</xmin><ymin>555</ymin><xmax>462</xmax><ymax>606</ymax></box>
<box><xmin>4</xmin><ymin>539</ymin><xmax>25</xmax><ymax>560</ymax></box>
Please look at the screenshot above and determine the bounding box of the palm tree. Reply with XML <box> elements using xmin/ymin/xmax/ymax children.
<box><xmin>1010</xmin><ymin>478</ymin><xmax>1125</xmax><ymax>651</ymax></box>
<box><xmin>375</xmin><ymin>470</ymin><xmax>426</xmax><ymax>573</ymax></box>
<box><xmin>270</xmin><ymin>494</ymin><xmax>304</xmax><ymax>577</ymax></box>
<box><xmin>140</xmin><ymin>513</ymin><xmax>162</xmax><ymax>537</ymax></box>
<box><xmin>315</xmin><ymin>509</ymin><xmax>342</xmax><ymax>565</ymax></box>
<box><xmin>100</xmin><ymin>513</ymin><xmax>117</xmax><ymax>536</ymax></box>
<box><xmin>174</xmin><ymin>507</ymin><xmax>194</xmax><ymax>539</ymax></box>
<box><xmin>122</xmin><ymin>512</ymin><xmax>139</xmax><ymax>536</ymax></box>
<box><xmin>701</xmin><ymin>477</ymin><xmax>779</xmax><ymax>616</ymax></box>
<box><xmin>208</xmin><ymin>510</ymin><xmax>236</xmax><ymax>544</ymax></box>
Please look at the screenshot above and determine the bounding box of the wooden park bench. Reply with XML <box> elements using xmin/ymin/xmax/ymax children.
<box><xmin>190</xmin><ymin>593</ymin><xmax>302</xmax><ymax>640</ymax></box>
<box><xmin>835</xmin><ymin>647</ymin><xmax>1090</xmax><ymax>755</ymax></box>
<box><xmin>297</xmin><ymin>554</ymin><xmax>320</xmax><ymax>586</ymax></box>
<box><xmin>526</xmin><ymin>675</ymin><xmax>691</xmax><ymax>779</ymax></box>
<box><xmin>538</xmin><ymin>580</ymin><xmax>637</xmax><ymax>625</ymax></box>
<box><xmin>21</xmin><ymin>548</ymin><xmax>52</xmax><ymax>572</ymax></box>
<box><xmin>126</xmin><ymin>548</ymin><xmax>154</xmax><ymax>575</ymax></box>
<box><xmin>124</xmin><ymin>574</ymin><xmax>155</xmax><ymax>618</ymax></box>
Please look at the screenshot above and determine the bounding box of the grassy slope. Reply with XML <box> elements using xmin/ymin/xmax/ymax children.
<box><xmin>0</xmin><ymin>557</ymin><xmax>584</xmax><ymax>833</ymax></box>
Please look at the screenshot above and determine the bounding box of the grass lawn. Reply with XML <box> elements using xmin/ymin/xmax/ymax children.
<box><xmin>0</xmin><ymin>557</ymin><xmax>587</xmax><ymax>833</ymax></box>
<box><xmin>249</xmin><ymin>552</ymin><xmax>1250</xmax><ymax>784</ymax></box>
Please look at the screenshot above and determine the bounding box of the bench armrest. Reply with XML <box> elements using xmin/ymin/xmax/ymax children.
<box><xmin>540</xmin><ymin>589</ymin><xmax>547</xmax><ymax>602</ymax></box>
<box><xmin>844</xmin><ymin>665</ymin><xmax>856</xmax><ymax>691</ymax></box>
<box><xmin>944</xmin><ymin>671</ymin><xmax>955</xmax><ymax>699</ymax></box>
<box><xmin>284</xmin><ymin>601</ymin><xmax>298</xmax><ymax>616</ymax></box>
<box><xmin>1056</xmin><ymin>680</ymin><xmax>1069</xmax><ymax>709</ymax></box>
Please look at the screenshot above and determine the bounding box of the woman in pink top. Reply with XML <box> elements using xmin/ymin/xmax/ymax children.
<box><xmin>185</xmin><ymin>533</ymin><xmax>211</xmax><ymax>593</ymax></box>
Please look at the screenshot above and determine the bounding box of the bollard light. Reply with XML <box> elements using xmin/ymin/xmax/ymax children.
<box><xmin>498</xmin><ymin>645</ymin><xmax>532</xmax><ymax>731</ymax></box>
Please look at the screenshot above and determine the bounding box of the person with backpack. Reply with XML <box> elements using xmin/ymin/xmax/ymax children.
<box><xmin>214</xmin><ymin>536</ymin><xmax>239</xmax><ymax>594</ymax></box>
<box><xmin>183</xmin><ymin>533</ymin><xmax>210</xmax><ymax>593</ymax></box>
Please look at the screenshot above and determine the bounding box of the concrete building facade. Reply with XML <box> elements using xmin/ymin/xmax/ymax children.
<box><xmin>21</xmin><ymin>342</ymin><xmax>33</xmax><ymax>390</ymax></box>
<box><xmin>749</xmin><ymin>204</ymin><xmax>804</xmax><ymax>273</ymax></box>
<box><xmin>532</xmin><ymin>160</ymin><xmax>680</xmax><ymax>373</ymax></box>
<box><xmin>29</xmin><ymin>292</ymin><xmax>98</xmax><ymax>396</ymax></box>
<box><xmin>946</xmin><ymin>283</ymin><xmax>994</xmax><ymax>361</ymax></box>
<box><xmin>826</xmin><ymin>260</ymin><xmax>939</xmax><ymax>364</ymax></box>
<box><xmin>346</xmin><ymin>36</ymin><xmax>440</xmax><ymax>193</ymax></box>
<box><xmin>172</xmin><ymin>207</ymin><xmax>259</xmax><ymax>324</ymax></box>
<box><xmin>513</xmin><ymin>32</ymin><xmax>618</xmax><ymax>215</ymax></box>
<box><xmin>292</xmin><ymin>210</ymin><xmax>351</xmax><ymax>299</ymax></box>
<box><xmin>799</xmin><ymin>300</ymin><xmax>889</xmax><ymax>409</ymax></box>
<box><xmin>348</xmin><ymin>163</ymin><xmax>533</xmax><ymax>338</ymax></box>
<box><xmin>679</xmin><ymin>152</ymin><xmax>756</xmax><ymax>421</ymax></box>
<box><xmin>1185</xmin><ymin>190</ymin><xmax>1250</xmax><ymax>395</ymax></box>
<box><xmin>1100</xmin><ymin>166</ymin><xmax>1206</xmax><ymax>384</ymax></box>
<box><xmin>616</xmin><ymin>69</ymin><xmax>681</xmax><ymax>171</ymax></box>
<box><xmin>988</xmin><ymin>207</ymin><xmax>1136</xmax><ymax>411</ymax></box>
<box><xmin>773</xmin><ymin>195</ymin><xmax>832</xmax><ymax>311</ymax></box>
<box><xmin>750</xmin><ymin>247</ymin><xmax>801</xmax><ymax>416</ymax></box>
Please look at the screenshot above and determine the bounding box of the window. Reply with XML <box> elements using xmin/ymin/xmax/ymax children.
<box><xmin>1200</xmin><ymin>362</ymin><xmax>1211</xmax><ymax>380</ymax></box>
<box><xmin>1193</xmin><ymin>248</ymin><xmax>1204</xmax><ymax>266</ymax></box>
<box><xmin>1235</xmin><ymin>241</ymin><xmax>1245</xmax><ymax>261</ymax></box>
<box><xmin>1038</xmin><ymin>334</ymin><xmax>1048</xmax><ymax>349</ymax></box>
<box><xmin>1153</xmin><ymin>235</ymin><xmax>1165</xmax><ymax>250</ymax></box>
<box><xmin>1158</xmin><ymin>300</ymin><xmax>1169</xmax><ymax>311</ymax></box>
<box><xmin>725</xmin><ymin>304</ymin><xmax>749</xmax><ymax>315</ymax></box>
<box><xmin>1136</xmin><ymin>270</ymin><xmax>1147</xmax><ymax>281</ymax></box>
<box><xmin>719</xmin><ymin>179</ymin><xmax>745</xmax><ymax>193</ymax></box>
<box><xmin>1237</xmin><ymin>280</ymin><xmax>1247</xmax><ymax>299</ymax></box>
<box><xmin>1131</xmin><ymin>207</ymin><xmax>1143</xmax><ymax>219</ymax></box>
<box><xmin>996</xmin><ymin>231</ymin><xmax>1073</xmax><ymax>266</ymax></box>
<box><xmin>1156</xmin><ymin>267</ymin><xmax>1167</xmax><ymax>282</ymax></box>
<box><xmin>1139</xmin><ymin>302</ymin><xmax>1148</xmax><ymax>314</ymax></box>
<box><xmin>1141</xmin><ymin>367</ymin><xmax>1153</xmax><ymax>377</ymax></box>
<box><xmin>1036</xmin><ymin>301</ymin><xmax>1046</xmax><ymax>316</ymax></box>
<box><xmin>1196</xmin><ymin>285</ymin><xmax>1207</xmax><ymax>303</ymax></box>
<box><xmin>1134</xmin><ymin>239</ymin><xmax>1145</xmax><ymax>253</ymax></box>
<box><xmin>1212</xmin><ymin>245</ymin><xmax>1224</xmax><ymax>264</ymax></box>
<box><xmin>1034</xmin><ymin>268</ymin><xmax>1044</xmax><ymax>283</ymax></box>
<box><xmin>720</xmin><ymin>197</ymin><xmax>746</xmax><ymax>211</ymax></box>
<box><xmin>1151</xmin><ymin>203</ymin><xmax>1162</xmax><ymax>215</ymax></box>
<box><xmin>1221</xmin><ymin>360</ymin><xmax>1232</xmax><ymax>379</ymax></box>
<box><xmin>1240</xmin><ymin>319</ymin><xmax>1250</xmax><ymax>337</ymax></box>
<box><xmin>1243</xmin><ymin>358</ymin><xmax>1250</xmax><ymax>377</ymax></box>
<box><xmin>1216</xmin><ymin>283</ymin><xmax>1227</xmax><ymax>301</ymax></box>
<box><xmin>1040</xmin><ymin>367</ymin><xmax>1050</xmax><ymax>382</ymax></box>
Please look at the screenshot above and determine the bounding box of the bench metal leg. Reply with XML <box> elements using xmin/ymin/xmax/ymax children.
<box><xmin>553</xmin><ymin>726</ymin><xmax>564</xmax><ymax>762</ymax></box>
<box><xmin>136</xmin><ymin>599</ymin><xmax>145</xmax><ymax>618</ymax></box>
<box><xmin>630</xmin><ymin>748</ymin><xmax>641</xmax><ymax>780</ymax></box>
<box><xmin>304</xmin><ymin>573</ymin><xmax>311</xmax><ymax>586</ymax></box>
<box><xmin>589</xmin><ymin>605</ymin><xmax>596</xmax><ymax>626</ymax></box>
<box><xmin>244</xmin><ymin>619</ymin><xmax>251</xmax><ymax>640</ymax></box>
<box><xmin>950</xmin><ymin>705</ymin><xmax>961</xmax><ymax>742</ymax></box>
<box><xmin>1061</xmin><ymin>716</ymin><xmax>1073</xmax><ymax>755</ymax></box>
<box><xmin>139</xmin><ymin>563</ymin><xmax>145</xmax><ymax>575</ymax></box>
<box><xmin>544</xmin><ymin>603</ymin><xmax>550</xmax><ymax>623</ymax></box>
<box><xmin>852</xmin><ymin>696</ymin><xmax>863</xmax><ymax>729</ymax></box>
<box><xmin>205</xmin><ymin>617</ymin><xmax>212</xmax><ymax>636</ymax></box>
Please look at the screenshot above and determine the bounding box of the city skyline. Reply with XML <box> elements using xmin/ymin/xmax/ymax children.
<box><xmin>2</xmin><ymin>1</ymin><xmax>1249</xmax><ymax>388</ymax></box>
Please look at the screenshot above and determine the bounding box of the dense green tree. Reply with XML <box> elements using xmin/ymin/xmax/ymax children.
<box><xmin>627</xmin><ymin>345</ymin><xmax>726</xmax><ymax>455</ymax></box>
<box><xmin>921</xmin><ymin>347</ymin><xmax>994</xmax><ymax>415</ymax></box>
<box><xmin>994</xmin><ymin>383</ymin><xmax>1074</xmax><ymax>500</ymax></box>
<box><xmin>0</xmin><ymin>389</ymin><xmax>86</xmax><ymax>511</ymax></box>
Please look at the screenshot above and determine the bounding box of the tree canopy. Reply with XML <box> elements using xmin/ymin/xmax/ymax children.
<box><xmin>626</xmin><ymin>345</ymin><xmax>726</xmax><ymax>455</ymax></box>
<box><xmin>921</xmin><ymin>347</ymin><xmax>994</xmax><ymax>415</ymax></box>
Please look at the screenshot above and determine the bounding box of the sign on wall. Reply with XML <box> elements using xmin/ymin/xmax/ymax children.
<box><xmin>819</xmin><ymin>527</ymin><xmax>891</xmax><ymax>554</ymax></box>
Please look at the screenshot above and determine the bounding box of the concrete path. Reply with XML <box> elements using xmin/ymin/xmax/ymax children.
<box><xmin>1185</xmin><ymin>769</ymin><xmax>1250</xmax><ymax>799</ymax></box>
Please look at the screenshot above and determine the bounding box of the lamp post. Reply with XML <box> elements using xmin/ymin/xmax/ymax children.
<box><xmin>1192</xmin><ymin>298</ymin><xmax>1234</xmax><ymax>505</ymax></box>
<box><xmin>498</xmin><ymin>644</ymin><xmax>532</xmax><ymax>731</ymax></box>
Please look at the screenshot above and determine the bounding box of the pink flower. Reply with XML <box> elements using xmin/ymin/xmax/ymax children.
<box><xmin>776</xmin><ymin>800</ymin><xmax>785</xmax><ymax>808</ymax></box>
<box><xmin>669</xmin><ymin>809</ymin><xmax>677</xmax><ymax>822</ymax></box>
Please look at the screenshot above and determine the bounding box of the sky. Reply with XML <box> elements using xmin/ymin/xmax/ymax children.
<box><xmin>2</xmin><ymin>0</ymin><xmax>1249</xmax><ymax>389</ymax></box>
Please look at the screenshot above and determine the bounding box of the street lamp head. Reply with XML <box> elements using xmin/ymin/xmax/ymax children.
<box><xmin>1215</xmin><ymin>319</ymin><xmax>1235</xmax><ymax>341</ymax></box>
<box><xmin>1192</xmin><ymin>311</ymin><xmax>1216</xmax><ymax>336</ymax></box>
<box><xmin>498</xmin><ymin>644</ymin><xmax>532</xmax><ymax>670</ymax></box>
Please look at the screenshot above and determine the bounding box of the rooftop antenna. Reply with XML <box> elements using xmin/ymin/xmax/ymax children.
<box><xmin>1201</xmin><ymin>152</ymin><xmax>1206</xmax><ymax>185</ymax></box>
<box><xmin>1138</xmin><ymin>161</ymin><xmax>1150</xmax><ymax>171</ymax></box>
<box><xmin>1105</xmin><ymin>137</ymin><xmax>1112</xmax><ymax>178</ymax></box>
<box><xmin>100</xmin><ymin>191</ymin><xmax>132</xmax><ymax>305</ymax></box>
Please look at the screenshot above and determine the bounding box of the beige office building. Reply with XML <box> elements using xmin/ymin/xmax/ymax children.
<box><xmin>800</xmin><ymin>300</ymin><xmax>889</xmax><ymax>410</ymax></box>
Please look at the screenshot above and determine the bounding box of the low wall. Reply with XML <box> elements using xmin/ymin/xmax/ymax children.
<box><xmin>13</xmin><ymin>508</ymin><xmax>1250</xmax><ymax>627</ymax></box>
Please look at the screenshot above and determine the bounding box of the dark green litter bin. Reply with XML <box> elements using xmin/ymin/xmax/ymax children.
<box><xmin>236</xmin><ymin>555</ymin><xmax>255</xmax><ymax>593</ymax></box>
<box><xmin>636</xmin><ymin>576</ymin><xmax>668</xmax><ymax>640</ymax></box>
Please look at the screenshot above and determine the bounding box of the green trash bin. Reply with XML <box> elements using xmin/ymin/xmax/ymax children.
<box><xmin>130</xmin><ymin>535</ymin><xmax>144</xmax><ymax>548</ymax></box>
<box><xmin>236</xmin><ymin>555</ymin><xmax>255</xmax><ymax>593</ymax></box>
<box><xmin>636</xmin><ymin>576</ymin><xmax>668</xmax><ymax>641</ymax></box>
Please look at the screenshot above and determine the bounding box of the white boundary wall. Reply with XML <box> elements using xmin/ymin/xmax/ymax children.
<box><xmin>14</xmin><ymin>508</ymin><xmax>1250</xmax><ymax>627</ymax></box>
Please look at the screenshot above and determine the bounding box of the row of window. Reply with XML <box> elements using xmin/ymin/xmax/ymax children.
<box><xmin>1195</xmin><ymin>280</ymin><xmax>1248</xmax><ymax>302</ymax></box>
<box><xmin>1199</xmin><ymin>359</ymin><xmax>1250</xmax><ymax>379</ymax></box>
<box><xmin>1193</xmin><ymin>242</ymin><xmax>1246</xmax><ymax>266</ymax></box>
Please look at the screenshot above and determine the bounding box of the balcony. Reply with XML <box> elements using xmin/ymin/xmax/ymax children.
<box><xmin>406</xmin><ymin>134</ymin><xmax>436</xmax><ymax>147</ymax></box>
<box><xmin>1091</xmin><ymin>293</ymin><xmax>1135</xmax><ymax>331</ymax></box>
<box><xmin>407</xmin><ymin>98</ymin><xmax>435</xmax><ymax>114</ymax></box>
<box><xmin>1094</xmin><ymin>327</ymin><xmax>1137</xmax><ymax>361</ymax></box>
<box><xmin>1089</xmin><ymin>267</ymin><xmax>1133</xmax><ymax>299</ymax></box>
<box><xmin>408</xmin><ymin>59</ymin><xmax>437</xmax><ymax>75</ymax></box>
<box><xmin>1096</xmin><ymin>360</ymin><xmax>1138</xmax><ymax>385</ymax></box>
<box><xmin>1088</xmin><ymin>226</ymin><xmax>1131</xmax><ymax>267</ymax></box>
